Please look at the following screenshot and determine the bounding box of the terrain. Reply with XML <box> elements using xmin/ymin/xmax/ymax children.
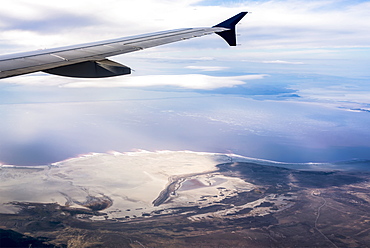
<box><xmin>1</xmin><ymin>158</ymin><xmax>369</xmax><ymax>247</ymax></box>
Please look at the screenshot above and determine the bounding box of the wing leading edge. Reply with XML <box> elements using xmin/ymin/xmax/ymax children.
<box><xmin>0</xmin><ymin>12</ymin><xmax>247</xmax><ymax>79</ymax></box>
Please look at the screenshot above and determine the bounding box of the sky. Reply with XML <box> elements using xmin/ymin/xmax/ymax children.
<box><xmin>1</xmin><ymin>0</ymin><xmax>370</xmax><ymax>166</ymax></box>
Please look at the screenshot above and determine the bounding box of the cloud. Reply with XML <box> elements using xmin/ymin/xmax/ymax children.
<box><xmin>2</xmin><ymin>0</ymin><xmax>370</xmax><ymax>62</ymax></box>
<box><xmin>240</xmin><ymin>0</ymin><xmax>370</xmax><ymax>49</ymax></box>
<box><xmin>0</xmin><ymin>0</ymin><xmax>232</xmax><ymax>50</ymax></box>
<box><xmin>1</xmin><ymin>0</ymin><xmax>369</xmax><ymax>50</ymax></box>
<box><xmin>3</xmin><ymin>73</ymin><xmax>267</xmax><ymax>90</ymax></box>
<box><xmin>186</xmin><ymin>66</ymin><xmax>229</xmax><ymax>71</ymax></box>
<box><xmin>262</xmin><ymin>60</ymin><xmax>304</xmax><ymax>65</ymax></box>
<box><xmin>61</xmin><ymin>74</ymin><xmax>267</xmax><ymax>89</ymax></box>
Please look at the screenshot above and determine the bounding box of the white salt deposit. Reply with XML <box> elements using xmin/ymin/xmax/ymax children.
<box><xmin>0</xmin><ymin>150</ymin><xmax>249</xmax><ymax>218</ymax></box>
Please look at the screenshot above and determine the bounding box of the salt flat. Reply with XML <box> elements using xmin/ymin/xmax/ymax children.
<box><xmin>0</xmin><ymin>150</ymin><xmax>253</xmax><ymax>218</ymax></box>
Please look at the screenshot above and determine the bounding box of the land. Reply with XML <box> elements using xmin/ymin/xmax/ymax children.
<box><xmin>0</xmin><ymin>162</ymin><xmax>370</xmax><ymax>247</ymax></box>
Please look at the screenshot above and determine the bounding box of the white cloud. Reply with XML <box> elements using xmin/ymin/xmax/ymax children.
<box><xmin>0</xmin><ymin>0</ymin><xmax>232</xmax><ymax>51</ymax></box>
<box><xmin>262</xmin><ymin>60</ymin><xmax>304</xmax><ymax>65</ymax></box>
<box><xmin>4</xmin><ymin>73</ymin><xmax>267</xmax><ymax>90</ymax></box>
<box><xmin>61</xmin><ymin>74</ymin><xmax>267</xmax><ymax>89</ymax></box>
<box><xmin>186</xmin><ymin>66</ymin><xmax>229</xmax><ymax>71</ymax></box>
<box><xmin>241</xmin><ymin>0</ymin><xmax>370</xmax><ymax>49</ymax></box>
<box><xmin>2</xmin><ymin>0</ymin><xmax>369</xmax><ymax>52</ymax></box>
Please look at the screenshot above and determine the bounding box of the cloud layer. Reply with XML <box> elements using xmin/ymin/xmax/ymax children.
<box><xmin>1</xmin><ymin>0</ymin><xmax>370</xmax><ymax>167</ymax></box>
<box><xmin>1</xmin><ymin>0</ymin><xmax>370</xmax><ymax>51</ymax></box>
<box><xmin>4</xmin><ymin>73</ymin><xmax>267</xmax><ymax>90</ymax></box>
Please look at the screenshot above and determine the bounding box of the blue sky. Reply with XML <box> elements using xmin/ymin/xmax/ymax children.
<box><xmin>1</xmin><ymin>0</ymin><xmax>370</xmax><ymax>166</ymax></box>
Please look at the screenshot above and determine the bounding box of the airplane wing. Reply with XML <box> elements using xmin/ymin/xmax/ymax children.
<box><xmin>0</xmin><ymin>12</ymin><xmax>247</xmax><ymax>79</ymax></box>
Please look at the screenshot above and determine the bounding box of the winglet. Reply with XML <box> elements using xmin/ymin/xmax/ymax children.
<box><xmin>213</xmin><ymin>12</ymin><xmax>248</xmax><ymax>46</ymax></box>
